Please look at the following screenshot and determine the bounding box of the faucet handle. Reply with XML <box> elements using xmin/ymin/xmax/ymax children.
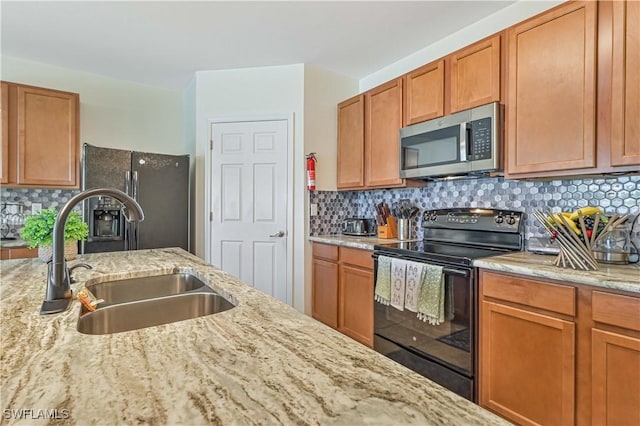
<box><xmin>69</xmin><ymin>263</ymin><xmax>93</xmax><ymax>284</ymax></box>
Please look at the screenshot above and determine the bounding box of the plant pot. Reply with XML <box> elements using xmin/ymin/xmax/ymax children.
<box><xmin>38</xmin><ymin>241</ymin><xmax>78</xmax><ymax>262</ymax></box>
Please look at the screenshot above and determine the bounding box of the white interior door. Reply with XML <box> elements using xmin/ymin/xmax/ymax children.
<box><xmin>210</xmin><ymin>119</ymin><xmax>289</xmax><ymax>302</ymax></box>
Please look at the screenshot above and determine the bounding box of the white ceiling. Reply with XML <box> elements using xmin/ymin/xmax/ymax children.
<box><xmin>1</xmin><ymin>1</ymin><xmax>516</xmax><ymax>91</ymax></box>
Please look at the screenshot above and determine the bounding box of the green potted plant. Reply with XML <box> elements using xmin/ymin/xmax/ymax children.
<box><xmin>20</xmin><ymin>207</ymin><xmax>89</xmax><ymax>262</ymax></box>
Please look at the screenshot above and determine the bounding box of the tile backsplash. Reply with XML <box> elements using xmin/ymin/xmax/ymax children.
<box><xmin>1</xmin><ymin>188</ymin><xmax>80</xmax><ymax>238</ymax></box>
<box><xmin>309</xmin><ymin>175</ymin><xmax>640</xmax><ymax>245</ymax></box>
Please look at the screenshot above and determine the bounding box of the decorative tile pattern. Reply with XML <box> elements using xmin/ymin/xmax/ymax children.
<box><xmin>0</xmin><ymin>188</ymin><xmax>80</xmax><ymax>238</ymax></box>
<box><xmin>310</xmin><ymin>175</ymin><xmax>640</xmax><ymax>247</ymax></box>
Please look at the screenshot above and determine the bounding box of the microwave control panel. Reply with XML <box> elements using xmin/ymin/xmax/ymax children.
<box><xmin>469</xmin><ymin>118</ymin><xmax>492</xmax><ymax>161</ymax></box>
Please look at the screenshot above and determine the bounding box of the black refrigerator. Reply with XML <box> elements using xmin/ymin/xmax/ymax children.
<box><xmin>81</xmin><ymin>143</ymin><xmax>189</xmax><ymax>254</ymax></box>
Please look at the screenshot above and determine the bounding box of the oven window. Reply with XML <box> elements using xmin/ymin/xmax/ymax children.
<box><xmin>401</xmin><ymin>125</ymin><xmax>460</xmax><ymax>169</ymax></box>
<box><xmin>374</xmin><ymin>272</ymin><xmax>472</xmax><ymax>375</ymax></box>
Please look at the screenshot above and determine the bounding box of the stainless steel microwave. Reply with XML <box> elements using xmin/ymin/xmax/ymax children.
<box><xmin>399</xmin><ymin>102</ymin><xmax>502</xmax><ymax>179</ymax></box>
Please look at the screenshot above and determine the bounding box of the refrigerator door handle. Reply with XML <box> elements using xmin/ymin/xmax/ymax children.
<box><xmin>125</xmin><ymin>171</ymin><xmax>131</xmax><ymax>196</ymax></box>
<box><xmin>132</xmin><ymin>171</ymin><xmax>139</xmax><ymax>200</ymax></box>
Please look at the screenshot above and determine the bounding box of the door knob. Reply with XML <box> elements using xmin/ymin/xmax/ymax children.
<box><xmin>269</xmin><ymin>231</ymin><xmax>285</xmax><ymax>238</ymax></box>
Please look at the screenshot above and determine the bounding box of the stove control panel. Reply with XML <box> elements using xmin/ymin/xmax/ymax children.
<box><xmin>422</xmin><ymin>208</ymin><xmax>524</xmax><ymax>233</ymax></box>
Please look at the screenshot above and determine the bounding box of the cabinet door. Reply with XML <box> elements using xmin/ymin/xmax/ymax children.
<box><xmin>1</xmin><ymin>82</ymin><xmax>8</xmax><ymax>184</ymax></box>
<box><xmin>506</xmin><ymin>1</ymin><xmax>597</xmax><ymax>175</ymax></box>
<box><xmin>16</xmin><ymin>85</ymin><xmax>79</xmax><ymax>186</ymax></box>
<box><xmin>592</xmin><ymin>329</ymin><xmax>640</xmax><ymax>426</ymax></box>
<box><xmin>312</xmin><ymin>258</ymin><xmax>339</xmax><ymax>328</ymax></box>
<box><xmin>449</xmin><ymin>35</ymin><xmax>501</xmax><ymax>113</ymax></box>
<box><xmin>337</xmin><ymin>95</ymin><xmax>365</xmax><ymax>189</ymax></box>
<box><xmin>338</xmin><ymin>264</ymin><xmax>373</xmax><ymax>347</ymax></box>
<box><xmin>365</xmin><ymin>79</ymin><xmax>403</xmax><ymax>188</ymax></box>
<box><xmin>611</xmin><ymin>0</ymin><xmax>640</xmax><ymax>167</ymax></box>
<box><xmin>403</xmin><ymin>60</ymin><xmax>444</xmax><ymax>125</ymax></box>
<box><xmin>480</xmin><ymin>301</ymin><xmax>575</xmax><ymax>426</ymax></box>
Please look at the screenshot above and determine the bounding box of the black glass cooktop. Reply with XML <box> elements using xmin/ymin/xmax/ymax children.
<box><xmin>374</xmin><ymin>240</ymin><xmax>513</xmax><ymax>266</ymax></box>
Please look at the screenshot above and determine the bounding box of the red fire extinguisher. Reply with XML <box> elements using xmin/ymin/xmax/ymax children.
<box><xmin>306</xmin><ymin>153</ymin><xmax>317</xmax><ymax>191</ymax></box>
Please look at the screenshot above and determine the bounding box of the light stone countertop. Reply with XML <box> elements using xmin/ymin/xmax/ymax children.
<box><xmin>1</xmin><ymin>248</ymin><xmax>510</xmax><ymax>425</ymax></box>
<box><xmin>475</xmin><ymin>251</ymin><xmax>640</xmax><ymax>294</ymax></box>
<box><xmin>309</xmin><ymin>235</ymin><xmax>418</xmax><ymax>251</ymax></box>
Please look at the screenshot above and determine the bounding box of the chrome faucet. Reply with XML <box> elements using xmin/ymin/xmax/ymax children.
<box><xmin>40</xmin><ymin>188</ymin><xmax>144</xmax><ymax>315</ymax></box>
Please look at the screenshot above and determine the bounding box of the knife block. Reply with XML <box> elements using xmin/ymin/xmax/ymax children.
<box><xmin>377</xmin><ymin>216</ymin><xmax>397</xmax><ymax>239</ymax></box>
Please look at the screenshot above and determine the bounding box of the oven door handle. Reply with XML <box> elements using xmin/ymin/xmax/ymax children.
<box><xmin>443</xmin><ymin>268</ymin><xmax>470</xmax><ymax>277</ymax></box>
<box><xmin>373</xmin><ymin>252</ymin><xmax>470</xmax><ymax>278</ymax></box>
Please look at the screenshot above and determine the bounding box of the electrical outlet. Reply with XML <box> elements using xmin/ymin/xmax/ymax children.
<box><xmin>310</xmin><ymin>203</ymin><xmax>318</xmax><ymax>217</ymax></box>
<box><xmin>31</xmin><ymin>203</ymin><xmax>42</xmax><ymax>215</ymax></box>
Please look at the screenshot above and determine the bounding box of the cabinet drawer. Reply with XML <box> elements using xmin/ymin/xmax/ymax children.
<box><xmin>592</xmin><ymin>291</ymin><xmax>640</xmax><ymax>332</ymax></box>
<box><xmin>340</xmin><ymin>247</ymin><xmax>372</xmax><ymax>270</ymax></box>
<box><xmin>481</xmin><ymin>271</ymin><xmax>576</xmax><ymax>316</ymax></box>
<box><xmin>312</xmin><ymin>243</ymin><xmax>338</xmax><ymax>261</ymax></box>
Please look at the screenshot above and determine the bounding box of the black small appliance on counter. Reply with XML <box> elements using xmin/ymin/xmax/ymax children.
<box><xmin>342</xmin><ymin>218</ymin><xmax>377</xmax><ymax>236</ymax></box>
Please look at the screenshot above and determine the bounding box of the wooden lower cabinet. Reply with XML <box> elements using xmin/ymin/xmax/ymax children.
<box><xmin>480</xmin><ymin>270</ymin><xmax>640</xmax><ymax>425</ymax></box>
<box><xmin>311</xmin><ymin>258</ymin><xmax>339</xmax><ymax>328</ymax></box>
<box><xmin>591</xmin><ymin>290</ymin><xmax>640</xmax><ymax>426</ymax></box>
<box><xmin>311</xmin><ymin>243</ymin><xmax>373</xmax><ymax>347</ymax></box>
<box><xmin>0</xmin><ymin>246</ymin><xmax>38</xmax><ymax>260</ymax></box>
<box><xmin>480</xmin><ymin>300</ymin><xmax>575</xmax><ymax>426</ymax></box>
<box><xmin>338</xmin><ymin>263</ymin><xmax>373</xmax><ymax>347</ymax></box>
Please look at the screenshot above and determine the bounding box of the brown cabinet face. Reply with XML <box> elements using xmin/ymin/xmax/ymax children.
<box><xmin>338</xmin><ymin>264</ymin><xmax>374</xmax><ymax>347</ymax></box>
<box><xmin>591</xmin><ymin>329</ymin><xmax>640</xmax><ymax>426</ymax></box>
<box><xmin>403</xmin><ymin>60</ymin><xmax>445</xmax><ymax>125</ymax></box>
<box><xmin>449</xmin><ymin>35</ymin><xmax>501</xmax><ymax>114</ymax></box>
<box><xmin>311</xmin><ymin>258</ymin><xmax>339</xmax><ymax>328</ymax></box>
<box><xmin>365</xmin><ymin>79</ymin><xmax>404</xmax><ymax>188</ymax></box>
<box><xmin>337</xmin><ymin>95</ymin><xmax>365</xmax><ymax>189</ymax></box>
<box><xmin>506</xmin><ymin>1</ymin><xmax>597</xmax><ymax>176</ymax></box>
<box><xmin>15</xmin><ymin>85</ymin><xmax>79</xmax><ymax>186</ymax></box>
<box><xmin>0</xmin><ymin>246</ymin><xmax>38</xmax><ymax>260</ymax></box>
<box><xmin>1</xmin><ymin>82</ymin><xmax>8</xmax><ymax>184</ymax></box>
<box><xmin>611</xmin><ymin>0</ymin><xmax>640</xmax><ymax>167</ymax></box>
<box><xmin>479</xmin><ymin>300</ymin><xmax>576</xmax><ymax>426</ymax></box>
<box><xmin>1</xmin><ymin>82</ymin><xmax>79</xmax><ymax>188</ymax></box>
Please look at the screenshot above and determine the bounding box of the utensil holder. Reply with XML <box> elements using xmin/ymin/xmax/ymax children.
<box><xmin>377</xmin><ymin>216</ymin><xmax>397</xmax><ymax>239</ymax></box>
<box><xmin>397</xmin><ymin>218</ymin><xmax>410</xmax><ymax>240</ymax></box>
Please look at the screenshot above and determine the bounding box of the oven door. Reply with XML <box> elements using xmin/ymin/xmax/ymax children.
<box><xmin>373</xmin><ymin>252</ymin><xmax>476</xmax><ymax>400</ymax></box>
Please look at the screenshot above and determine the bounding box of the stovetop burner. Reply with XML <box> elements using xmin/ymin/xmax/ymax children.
<box><xmin>373</xmin><ymin>208</ymin><xmax>525</xmax><ymax>266</ymax></box>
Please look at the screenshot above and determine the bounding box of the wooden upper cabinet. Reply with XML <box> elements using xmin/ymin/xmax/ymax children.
<box><xmin>337</xmin><ymin>95</ymin><xmax>365</xmax><ymax>189</ymax></box>
<box><xmin>610</xmin><ymin>0</ymin><xmax>640</xmax><ymax>167</ymax></box>
<box><xmin>15</xmin><ymin>85</ymin><xmax>79</xmax><ymax>186</ymax></box>
<box><xmin>403</xmin><ymin>59</ymin><xmax>444</xmax><ymax>125</ymax></box>
<box><xmin>365</xmin><ymin>78</ymin><xmax>404</xmax><ymax>188</ymax></box>
<box><xmin>449</xmin><ymin>35</ymin><xmax>501</xmax><ymax>114</ymax></box>
<box><xmin>1</xmin><ymin>82</ymin><xmax>8</xmax><ymax>184</ymax></box>
<box><xmin>506</xmin><ymin>1</ymin><xmax>597</xmax><ymax>176</ymax></box>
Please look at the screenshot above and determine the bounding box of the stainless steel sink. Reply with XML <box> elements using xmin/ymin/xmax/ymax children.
<box><xmin>77</xmin><ymin>272</ymin><xmax>235</xmax><ymax>335</ymax></box>
<box><xmin>78</xmin><ymin>291</ymin><xmax>235</xmax><ymax>335</ymax></box>
<box><xmin>87</xmin><ymin>273</ymin><xmax>208</xmax><ymax>304</ymax></box>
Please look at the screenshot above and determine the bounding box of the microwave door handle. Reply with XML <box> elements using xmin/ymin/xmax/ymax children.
<box><xmin>459</xmin><ymin>122</ymin><xmax>468</xmax><ymax>162</ymax></box>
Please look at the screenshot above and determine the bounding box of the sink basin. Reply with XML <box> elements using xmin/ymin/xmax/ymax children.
<box><xmin>87</xmin><ymin>273</ymin><xmax>208</xmax><ymax>304</ymax></box>
<box><xmin>77</xmin><ymin>291</ymin><xmax>235</xmax><ymax>335</ymax></box>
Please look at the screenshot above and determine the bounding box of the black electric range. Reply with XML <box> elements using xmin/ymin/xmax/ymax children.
<box><xmin>372</xmin><ymin>207</ymin><xmax>525</xmax><ymax>402</ymax></box>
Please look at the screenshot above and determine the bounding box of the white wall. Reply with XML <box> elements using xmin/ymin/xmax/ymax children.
<box><xmin>194</xmin><ymin>64</ymin><xmax>306</xmax><ymax>310</ymax></box>
<box><xmin>360</xmin><ymin>0</ymin><xmax>564</xmax><ymax>91</ymax></box>
<box><xmin>1</xmin><ymin>56</ymin><xmax>184</xmax><ymax>155</ymax></box>
<box><xmin>303</xmin><ymin>65</ymin><xmax>358</xmax><ymax>313</ymax></box>
<box><xmin>303</xmin><ymin>65</ymin><xmax>359</xmax><ymax>191</ymax></box>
